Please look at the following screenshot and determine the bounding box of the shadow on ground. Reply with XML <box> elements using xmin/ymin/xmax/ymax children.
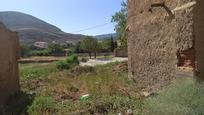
<box><xmin>1</xmin><ymin>91</ymin><xmax>35</xmax><ymax>115</ymax></box>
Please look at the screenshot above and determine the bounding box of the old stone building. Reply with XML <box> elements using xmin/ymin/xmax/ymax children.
<box><xmin>127</xmin><ymin>0</ymin><xmax>204</xmax><ymax>91</ymax></box>
<box><xmin>0</xmin><ymin>22</ymin><xmax>20</xmax><ymax>108</ymax></box>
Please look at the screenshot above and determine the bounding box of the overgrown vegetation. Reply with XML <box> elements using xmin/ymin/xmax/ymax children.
<box><xmin>144</xmin><ymin>78</ymin><xmax>204</xmax><ymax>115</ymax></box>
<box><xmin>16</xmin><ymin>61</ymin><xmax>204</xmax><ymax>114</ymax></box>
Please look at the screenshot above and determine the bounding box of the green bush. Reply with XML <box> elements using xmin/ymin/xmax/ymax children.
<box><xmin>66</xmin><ymin>54</ymin><xmax>79</xmax><ymax>64</ymax></box>
<box><xmin>56</xmin><ymin>60</ymin><xmax>69</xmax><ymax>70</ymax></box>
<box><xmin>56</xmin><ymin>54</ymin><xmax>79</xmax><ymax>70</ymax></box>
<box><xmin>27</xmin><ymin>96</ymin><xmax>56</xmax><ymax>115</ymax></box>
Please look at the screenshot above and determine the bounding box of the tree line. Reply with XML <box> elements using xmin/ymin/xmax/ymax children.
<box><xmin>20</xmin><ymin>36</ymin><xmax>116</xmax><ymax>58</ymax></box>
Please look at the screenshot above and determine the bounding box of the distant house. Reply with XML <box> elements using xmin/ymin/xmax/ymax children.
<box><xmin>33</xmin><ymin>42</ymin><xmax>48</xmax><ymax>49</ymax></box>
<box><xmin>66</xmin><ymin>41</ymin><xmax>77</xmax><ymax>45</ymax></box>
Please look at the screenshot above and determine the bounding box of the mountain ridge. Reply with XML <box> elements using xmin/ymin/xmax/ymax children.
<box><xmin>0</xmin><ymin>11</ymin><xmax>84</xmax><ymax>44</ymax></box>
<box><xmin>95</xmin><ymin>33</ymin><xmax>116</xmax><ymax>40</ymax></box>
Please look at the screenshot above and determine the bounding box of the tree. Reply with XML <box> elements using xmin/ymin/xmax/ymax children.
<box><xmin>112</xmin><ymin>1</ymin><xmax>127</xmax><ymax>49</ymax></box>
<box><xmin>48</xmin><ymin>43</ymin><xmax>64</xmax><ymax>55</ymax></box>
<box><xmin>75</xmin><ymin>42</ymin><xmax>83</xmax><ymax>53</ymax></box>
<box><xmin>80</xmin><ymin>36</ymin><xmax>98</xmax><ymax>59</ymax></box>
<box><xmin>99</xmin><ymin>37</ymin><xmax>115</xmax><ymax>52</ymax></box>
<box><xmin>100</xmin><ymin>39</ymin><xmax>111</xmax><ymax>52</ymax></box>
<box><xmin>110</xmin><ymin>36</ymin><xmax>115</xmax><ymax>52</ymax></box>
<box><xmin>20</xmin><ymin>44</ymin><xmax>31</xmax><ymax>57</ymax></box>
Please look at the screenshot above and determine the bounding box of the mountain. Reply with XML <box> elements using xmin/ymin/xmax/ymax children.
<box><xmin>0</xmin><ymin>11</ymin><xmax>85</xmax><ymax>44</ymax></box>
<box><xmin>95</xmin><ymin>33</ymin><xmax>117</xmax><ymax>40</ymax></box>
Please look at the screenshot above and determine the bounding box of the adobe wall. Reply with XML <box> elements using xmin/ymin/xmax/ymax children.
<box><xmin>194</xmin><ymin>0</ymin><xmax>204</xmax><ymax>80</ymax></box>
<box><xmin>127</xmin><ymin>0</ymin><xmax>200</xmax><ymax>91</ymax></box>
<box><xmin>0</xmin><ymin>22</ymin><xmax>20</xmax><ymax>108</ymax></box>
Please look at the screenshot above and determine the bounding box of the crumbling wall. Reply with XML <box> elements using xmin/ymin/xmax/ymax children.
<box><xmin>177</xmin><ymin>48</ymin><xmax>195</xmax><ymax>68</ymax></box>
<box><xmin>194</xmin><ymin>0</ymin><xmax>204</xmax><ymax>80</ymax></box>
<box><xmin>127</xmin><ymin>0</ymin><xmax>198</xmax><ymax>91</ymax></box>
<box><xmin>0</xmin><ymin>22</ymin><xmax>20</xmax><ymax>108</ymax></box>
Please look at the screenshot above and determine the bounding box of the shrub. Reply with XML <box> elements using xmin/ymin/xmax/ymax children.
<box><xmin>81</xmin><ymin>57</ymin><xmax>88</xmax><ymax>62</ymax></box>
<box><xmin>56</xmin><ymin>54</ymin><xmax>79</xmax><ymax>70</ymax></box>
<box><xmin>27</xmin><ymin>96</ymin><xmax>56</xmax><ymax>115</ymax></box>
<box><xmin>56</xmin><ymin>60</ymin><xmax>69</xmax><ymax>70</ymax></box>
<box><xmin>66</xmin><ymin>54</ymin><xmax>79</xmax><ymax>65</ymax></box>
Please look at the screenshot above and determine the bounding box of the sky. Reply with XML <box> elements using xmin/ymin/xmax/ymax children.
<box><xmin>0</xmin><ymin>0</ymin><xmax>124</xmax><ymax>36</ymax></box>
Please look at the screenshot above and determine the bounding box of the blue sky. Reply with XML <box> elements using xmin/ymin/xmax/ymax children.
<box><xmin>0</xmin><ymin>0</ymin><xmax>124</xmax><ymax>36</ymax></box>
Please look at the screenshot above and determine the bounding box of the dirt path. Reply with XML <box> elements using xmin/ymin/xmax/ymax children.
<box><xmin>80</xmin><ymin>57</ymin><xmax>128</xmax><ymax>66</ymax></box>
<box><xmin>19</xmin><ymin>56</ymin><xmax>65</xmax><ymax>64</ymax></box>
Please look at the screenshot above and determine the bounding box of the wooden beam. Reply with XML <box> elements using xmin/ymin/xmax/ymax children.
<box><xmin>150</xmin><ymin>2</ymin><xmax>174</xmax><ymax>18</ymax></box>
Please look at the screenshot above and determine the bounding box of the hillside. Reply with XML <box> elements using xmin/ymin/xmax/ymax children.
<box><xmin>95</xmin><ymin>33</ymin><xmax>116</xmax><ymax>40</ymax></box>
<box><xmin>0</xmin><ymin>11</ymin><xmax>84</xmax><ymax>44</ymax></box>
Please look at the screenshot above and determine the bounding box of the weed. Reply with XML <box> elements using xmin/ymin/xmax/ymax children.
<box><xmin>27</xmin><ymin>96</ymin><xmax>57</xmax><ymax>115</ymax></box>
<box><xmin>56</xmin><ymin>60</ymin><xmax>69</xmax><ymax>70</ymax></box>
<box><xmin>144</xmin><ymin>78</ymin><xmax>204</xmax><ymax>115</ymax></box>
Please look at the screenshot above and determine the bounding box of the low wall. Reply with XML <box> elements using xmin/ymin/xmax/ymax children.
<box><xmin>114</xmin><ymin>48</ymin><xmax>128</xmax><ymax>57</ymax></box>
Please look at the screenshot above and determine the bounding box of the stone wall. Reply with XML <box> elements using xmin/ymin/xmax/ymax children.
<box><xmin>127</xmin><ymin>0</ymin><xmax>203</xmax><ymax>91</ymax></box>
<box><xmin>0</xmin><ymin>22</ymin><xmax>20</xmax><ymax>108</ymax></box>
